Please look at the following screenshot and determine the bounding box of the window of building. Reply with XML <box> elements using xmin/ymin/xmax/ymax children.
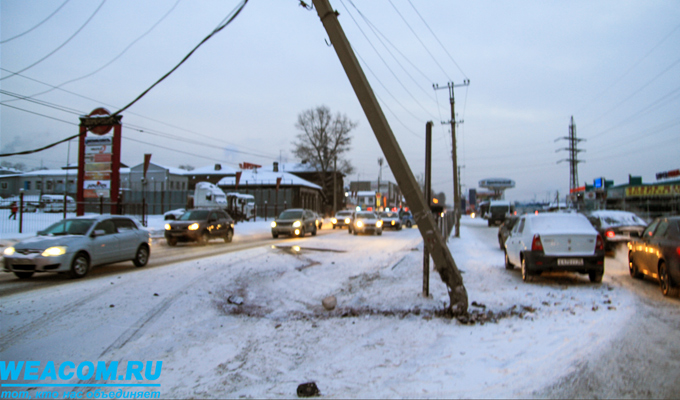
<box><xmin>36</xmin><ymin>181</ymin><xmax>42</xmax><ymax>190</ymax></box>
<box><xmin>24</xmin><ymin>181</ymin><xmax>31</xmax><ymax>190</ymax></box>
<box><xmin>1</xmin><ymin>182</ymin><xmax>7</xmax><ymax>189</ymax></box>
<box><xmin>46</xmin><ymin>181</ymin><xmax>53</xmax><ymax>191</ymax></box>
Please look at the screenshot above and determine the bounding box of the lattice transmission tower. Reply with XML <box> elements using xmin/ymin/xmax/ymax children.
<box><xmin>556</xmin><ymin>116</ymin><xmax>585</xmax><ymax>194</ymax></box>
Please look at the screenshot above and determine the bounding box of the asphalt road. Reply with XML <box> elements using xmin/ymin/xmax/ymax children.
<box><xmin>0</xmin><ymin>229</ymin><xmax>337</xmax><ymax>298</ymax></box>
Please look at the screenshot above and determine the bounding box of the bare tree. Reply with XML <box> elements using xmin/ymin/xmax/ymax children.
<box><xmin>293</xmin><ymin>105</ymin><xmax>357</xmax><ymax>204</ymax></box>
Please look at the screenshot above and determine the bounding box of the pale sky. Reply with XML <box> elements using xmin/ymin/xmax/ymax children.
<box><xmin>1</xmin><ymin>0</ymin><xmax>679</xmax><ymax>204</ymax></box>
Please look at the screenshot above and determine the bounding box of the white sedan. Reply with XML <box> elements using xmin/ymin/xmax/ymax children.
<box><xmin>504</xmin><ymin>213</ymin><xmax>605</xmax><ymax>283</ymax></box>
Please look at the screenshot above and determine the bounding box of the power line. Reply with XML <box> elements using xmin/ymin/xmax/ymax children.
<box><xmin>6</xmin><ymin>0</ymin><xmax>182</xmax><ymax>102</ymax></box>
<box><xmin>112</xmin><ymin>0</ymin><xmax>248</xmax><ymax>116</ymax></box>
<box><xmin>0</xmin><ymin>0</ymin><xmax>107</xmax><ymax>81</ymax></box>
<box><xmin>406</xmin><ymin>0</ymin><xmax>468</xmax><ymax>80</ymax></box>
<box><xmin>0</xmin><ymin>0</ymin><xmax>72</xmax><ymax>44</ymax></box>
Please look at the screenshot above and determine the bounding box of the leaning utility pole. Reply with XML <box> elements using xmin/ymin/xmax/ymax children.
<box><xmin>434</xmin><ymin>80</ymin><xmax>469</xmax><ymax>238</ymax></box>
<box><xmin>556</xmin><ymin>116</ymin><xmax>585</xmax><ymax>204</ymax></box>
<box><xmin>310</xmin><ymin>0</ymin><xmax>468</xmax><ymax>316</ymax></box>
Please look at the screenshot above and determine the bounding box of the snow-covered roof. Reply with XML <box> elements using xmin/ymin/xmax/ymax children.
<box><xmin>218</xmin><ymin>169</ymin><xmax>321</xmax><ymax>190</ymax></box>
<box><xmin>263</xmin><ymin>162</ymin><xmax>316</xmax><ymax>173</ymax></box>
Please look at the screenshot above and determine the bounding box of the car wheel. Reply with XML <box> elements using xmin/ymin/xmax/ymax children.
<box><xmin>348</xmin><ymin>227</ymin><xmax>352</xmax><ymax>234</ymax></box>
<box><xmin>69</xmin><ymin>253</ymin><xmax>90</xmax><ymax>279</ymax></box>
<box><xmin>14</xmin><ymin>271</ymin><xmax>34</xmax><ymax>279</ymax></box>
<box><xmin>377</xmin><ymin>229</ymin><xmax>382</xmax><ymax>236</ymax></box>
<box><xmin>521</xmin><ymin>258</ymin><xmax>532</xmax><ymax>282</ymax></box>
<box><xmin>628</xmin><ymin>252</ymin><xmax>643</xmax><ymax>279</ymax></box>
<box><xmin>224</xmin><ymin>229</ymin><xmax>234</xmax><ymax>243</ymax></box>
<box><xmin>133</xmin><ymin>244</ymin><xmax>150</xmax><ymax>267</ymax></box>
<box><xmin>312</xmin><ymin>226</ymin><xmax>317</xmax><ymax>236</ymax></box>
<box><xmin>272</xmin><ymin>232</ymin><xmax>279</xmax><ymax>239</ymax></box>
<box><xmin>353</xmin><ymin>229</ymin><xmax>358</xmax><ymax>235</ymax></box>
<box><xmin>589</xmin><ymin>271</ymin><xmax>603</xmax><ymax>283</ymax></box>
<box><xmin>659</xmin><ymin>262</ymin><xmax>679</xmax><ymax>297</ymax></box>
<box><xmin>166</xmin><ymin>237</ymin><xmax>177</xmax><ymax>247</ymax></box>
<box><xmin>299</xmin><ymin>227</ymin><xmax>305</xmax><ymax>237</ymax></box>
<box><xmin>405</xmin><ymin>221</ymin><xmax>412</xmax><ymax>228</ymax></box>
<box><xmin>504</xmin><ymin>251</ymin><xmax>513</xmax><ymax>270</ymax></box>
<box><xmin>198</xmin><ymin>231</ymin><xmax>210</xmax><ymax>246</ymax></box>
<box><xmin>397</xmin><ymin>225</ymin><xmax>402</xmax><ymax>231</ymax></box>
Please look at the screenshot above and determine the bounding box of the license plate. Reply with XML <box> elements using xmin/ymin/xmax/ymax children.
<box><xmin>558</xmin><ymin>258</ymin><xmax>583</xmax><ymax>266</ymax></box>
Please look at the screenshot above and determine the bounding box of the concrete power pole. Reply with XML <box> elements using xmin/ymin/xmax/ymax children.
<box><xmin>311</xmin><ymin>0</ymin><xmax>468</xmax><ymax>316</ymax></box>
<box><xmin>434</xmin><ymin>80</ymin><xmax>469</xmax><ymax>238</ymax></box>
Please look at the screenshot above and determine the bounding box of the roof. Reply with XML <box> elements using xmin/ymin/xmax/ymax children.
<box><xmin>265</xmin><ymin>162</ymin><xmax>317</xmax><ymax>173</ymax></box>
<box><xmin>218</xmin><ymin>170</ymin><xmax>321</xmax><ymax>190</ymax></box>
<box><xmin>181</xmin><ymin>163</ymin><xmax>238</xmax><ymax>175</ymax></box>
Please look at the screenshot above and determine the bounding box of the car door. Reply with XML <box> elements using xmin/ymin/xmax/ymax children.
<box><xmin>646</xmin><ymin>219</ymin><xmax>670</xmax><ymax>277</ymax></box>
<box><xmin>112</xmin><ymin>218</ymin><xmax>142</xmax><ymax>261</ymax></box>
<box><xmin>506</xmin><ymin>217</ymin><xmax>525</xmax><ymax>266</ymax></box>
<box><xmin>637</xmin><ymin>219</ymin><xmax>660</xmax><ymax>273</ymax></box>
<box><xmin>304</xmin><ymin>210</ymin><xmax>315</xmax><ymax>232</ymax></box>
<box><xmin>90</xmin><ymin>219</ymin><xmax>120</xmax><ymax>265</ymax></box>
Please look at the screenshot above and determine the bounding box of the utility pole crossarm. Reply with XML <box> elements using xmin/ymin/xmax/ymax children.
<box><xmin>311</xmin><ymin>0</ymin><xmax>468</xmax><ymax>317</ymax></box>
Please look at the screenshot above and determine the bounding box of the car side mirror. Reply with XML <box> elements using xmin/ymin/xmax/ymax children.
<box><xmin>91</xmin><ymin>229</ymin><xmax>106</xmax><ymax>237</ymax></box>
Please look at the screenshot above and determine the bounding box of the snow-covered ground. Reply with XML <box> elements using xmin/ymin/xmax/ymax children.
<box><xmin>0</xmin><ymin>216</ymin><xmax>637</xmax><ymax>398</ymax></box>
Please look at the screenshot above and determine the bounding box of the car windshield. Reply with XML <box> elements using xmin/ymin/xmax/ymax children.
<box><xmin>381</xmin><ymin>212</ymin><xmax>397</xmax><ymax>218</ymax></box>
<box><xmin>179</xmin><ymin>210</ymin><xmax>210</xmax><ymax>220</ymax></box>
<box><xmin>336</xmin><ymin>211</ymin><xmax>352</xmax><ymax>217</ymax></box>
<box><xmin>40</xmin><ymin>219</ymin><xmax>95</xmax><ymax>236</ymax></box>
<box><xmin>357</xmin><ymin>212</ymin><xmax>376</xmax><ymax>219</ymax></box>
<box><xmin>278</xmin><ymin>210</ymin><xmax>303</xmax><ymax>219</ymax></box>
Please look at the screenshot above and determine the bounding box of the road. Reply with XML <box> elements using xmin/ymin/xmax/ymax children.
<box><xmin>0</xmin><ymin>228</ymin><xmax>336</xmax><ymax>298</ymax></box>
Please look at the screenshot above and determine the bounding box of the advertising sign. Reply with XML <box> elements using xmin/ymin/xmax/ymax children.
<box><xmin>625</xmin><ymin>185</ymin><xmax>680</xmax><ymax>198</ymax></box>
<box><xmin>84</xmin><ymin>135</ymin><xmax>113</xmax><ymax>198</ymax></box>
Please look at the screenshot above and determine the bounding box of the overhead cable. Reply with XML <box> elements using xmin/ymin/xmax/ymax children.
<box><xmin>0</xmin><ymin>0</ymin><xmax>107</xmax><ymax>81</ymax></box>
<box><xmin>0</xmin><ymin>0</ymin><xmax>72</xmax><ymax>44</ymax></box>
<box><xmin>112</xmin><ymin>0</ymin><xmax>248</xmax><ymax>116</ymax></box>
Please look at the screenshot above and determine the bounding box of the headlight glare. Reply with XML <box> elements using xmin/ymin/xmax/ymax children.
<box><xmin>271</xmin><ymin>221</ymin><xmax>277</xmax><ymax>228</ymax></box>
<box><xmin>164</xmin><ymin>224</ymin><xmax>171</xmax><ymax>230</ymax></box>
<box><xmin>42</xmin><ymin>246</ymin><xmax>67</xmax><ymax>257</ymax></box>
<box><xmin>376</xmin><ymin>220</ymin><xmax>383</xmax><ymax>228</ymax></box>
<box><xmin>331</xmin><ymin>218</ymin><xmax>337</xmax><ymax>224</ymax></box>
<box><xmin>293</xmin><ymin>221</ymin><xmax>302</xmax><ymax>228</ymax></box>
<box><xmin>4</xmin><ymin>247</ymin><xmax>15</xmax><ymax>256</ymax></box>
<box><xmin>356</xmin><ymin>221</ymin><xmax>364</xmax><ymax>228</ymax></box>
<box><xmin>188</xmin><ymin>223</ymin><xmax>200</xmax><ymax>231</ymax></box>
<box><xmin>344</xmin><ymin>218</ymin><xmax>350</xmax><ymax>224</ymax></box>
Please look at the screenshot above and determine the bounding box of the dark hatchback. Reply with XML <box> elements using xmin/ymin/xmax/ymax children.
<box><xmin>164</xmin><ymin>209</ymin><xmax>234</xmax><ymax>246</ymax></box>
<box><xmin>586</xmin><ymin>210</ymin><xmax>647</xmax><ymax>253</ymax></box>
<box><xmin>627</xmin><ymin>216</ymin><xmax>680</xmax><ymax>297</ymax></box>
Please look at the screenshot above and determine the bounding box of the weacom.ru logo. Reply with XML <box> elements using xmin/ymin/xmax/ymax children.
<box><xmin>1</xmin><ymin>361</ymin><xmax>162</xmax><ymax>399</ymax></box>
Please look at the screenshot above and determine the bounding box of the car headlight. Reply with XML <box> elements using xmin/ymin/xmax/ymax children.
<box><xmin>271</xmin><ymin>221</ymin><xmax>277</xmax><ymax>228</ymax></box>
<box><xmin>3</xmin><ymin>247</ymin><xmax>15</xmax><ymax>256</ymax></box>
<box><xmin>344</xmin><ymin>218</ymin><xmax>350</xmax><ymax>224</ymax></box>
<box><xmin>41</xmin><ymin>246</ymin><xmax>67</xmax><ymax>257</ymax></box>
<box><xmin>376</xmin><ymin>220</ymin><xmax>383</xmax><ymax>228</ymax></box>
<box><xmin>293</xmin><ymin>221</ymin><xmax>302</xmax><ymax>228</ymax></box>
<box><xmin>188</xmin><ymin>223</ymin><xmax>200</xmax><ymax>231</ymax></box>
<box><xmin>331</xmin><ymin>218</ymin><xmax>337</xmax><ymax>224</ymax></box>
<box><xmin>164</xmin><ymin>223</ymin><xmax>171</xmax><ymax>230</ymax></box>
<box><xmin>391</xmin><ymin>220</ymin><xmax>395</xmax><ymax>226</ymax></box>
<box><xmin>356</xmin><ymin>221</ymin><xmax>364</xmax><ymax>228</ymax></box>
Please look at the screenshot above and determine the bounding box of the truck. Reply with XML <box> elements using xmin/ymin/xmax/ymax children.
<box><xmin>483</xmin><ymin>200</ymin><xmax>514</xmax><ymax>227</ymax></box>
<box><xmin>193</xmin><ymin>181</ymin><xmax>255</xmax><ymax>222</ymax></box>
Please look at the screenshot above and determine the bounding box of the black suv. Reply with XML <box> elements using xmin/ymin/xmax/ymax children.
<box><xmin>164</xmin><ymin>209</ymin><xmax>234</xmax><ymax>246</ymax></box>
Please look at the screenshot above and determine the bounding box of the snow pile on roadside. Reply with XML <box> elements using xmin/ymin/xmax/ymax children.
<box><xmin>0</xmin><ymin>217</ymin><xmax>636</xmax><ymax>398</ymax></box>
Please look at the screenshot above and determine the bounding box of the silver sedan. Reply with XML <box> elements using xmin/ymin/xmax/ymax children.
<box><xmin>2</xmin><ymin>215</ymin><xmax>151</xmax><ymax>279</ymax></box>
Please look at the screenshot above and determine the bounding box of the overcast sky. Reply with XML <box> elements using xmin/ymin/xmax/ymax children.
<box><xmin>1</xmin><ymin>0</ymin><xmax>679</xmax><ymax>204</ymax></box>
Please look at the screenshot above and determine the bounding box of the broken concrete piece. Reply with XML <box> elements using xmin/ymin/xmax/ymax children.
<box><xmin>322</xmin><ymin>296</ymin><xmax>337</xmax><ymax>311</ymax></box>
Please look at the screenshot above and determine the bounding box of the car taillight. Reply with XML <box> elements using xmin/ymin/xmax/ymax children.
<box><xmin>676</xmin><ymin>246</ymin><xmax>680</xmax><ymax>257</ymax></box>
<box><xmin>596</xmin><ymin>234</ymin><xmax>604</xmax><ymax>251</ymax></box>
<box><xmin>605</xmin><ymin>230</ymin><xmax>615</xmax><ymax>238</ymax></box>
<box><xmin>531</xmin><ymin>234</ymin><xmax>544</xmax><ymax>252</ymax></box>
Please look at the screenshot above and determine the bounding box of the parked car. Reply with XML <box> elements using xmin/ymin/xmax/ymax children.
<box><xmin>498</xmin><ymin>215</ymin><xmax>519</xmax><ymax>250</ymax></box>
<box><xmin>504</xmin><ymin>213</ymin><xmax>605</xmax><ymax>283</ymax></box>
<box><xmin>2</xmin><ymin>215</ymin><xmax>150</xmax><ymax>279</ymax></box>
<box><xmin>271</xmin><ymin>209</ymin><xmax>318</xmax><ymax>238</ymax></box>
<box><xmin>400</xmin><ymin>210</ymin><xmax>415</xmax><ymax>228</ymax></box>
<box><xmin>380</xmin><ymin>211</ymin><xmax>402</xmax><ymax>230</ymax></box>
<box><xmin>164</xmin><ymin>208</ymin><xmax>186</xmax><ymax>220</ymax></box>
<box><xmin>164</xmin><ymin>208</ymin><xmax>234</xmax><ymax>246</ymax></box>
<box><xmin>585</xmin><ymin>210</ymin><xmax>647</xmax><ymax>253</ymax></box>
<box><xmin>331</xmin><ymin>210</ymin><xmax>353</xmax><ymax>229</ymax></box>
<box><xmin>351</xmin><ymin>211</ymin><xmax>383</xmax><ymax>236</ymax></box>
<box><xmin>627</xmin><ymin>216</ymin><xmax>680</xmax><ymax>297</ymax></box>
